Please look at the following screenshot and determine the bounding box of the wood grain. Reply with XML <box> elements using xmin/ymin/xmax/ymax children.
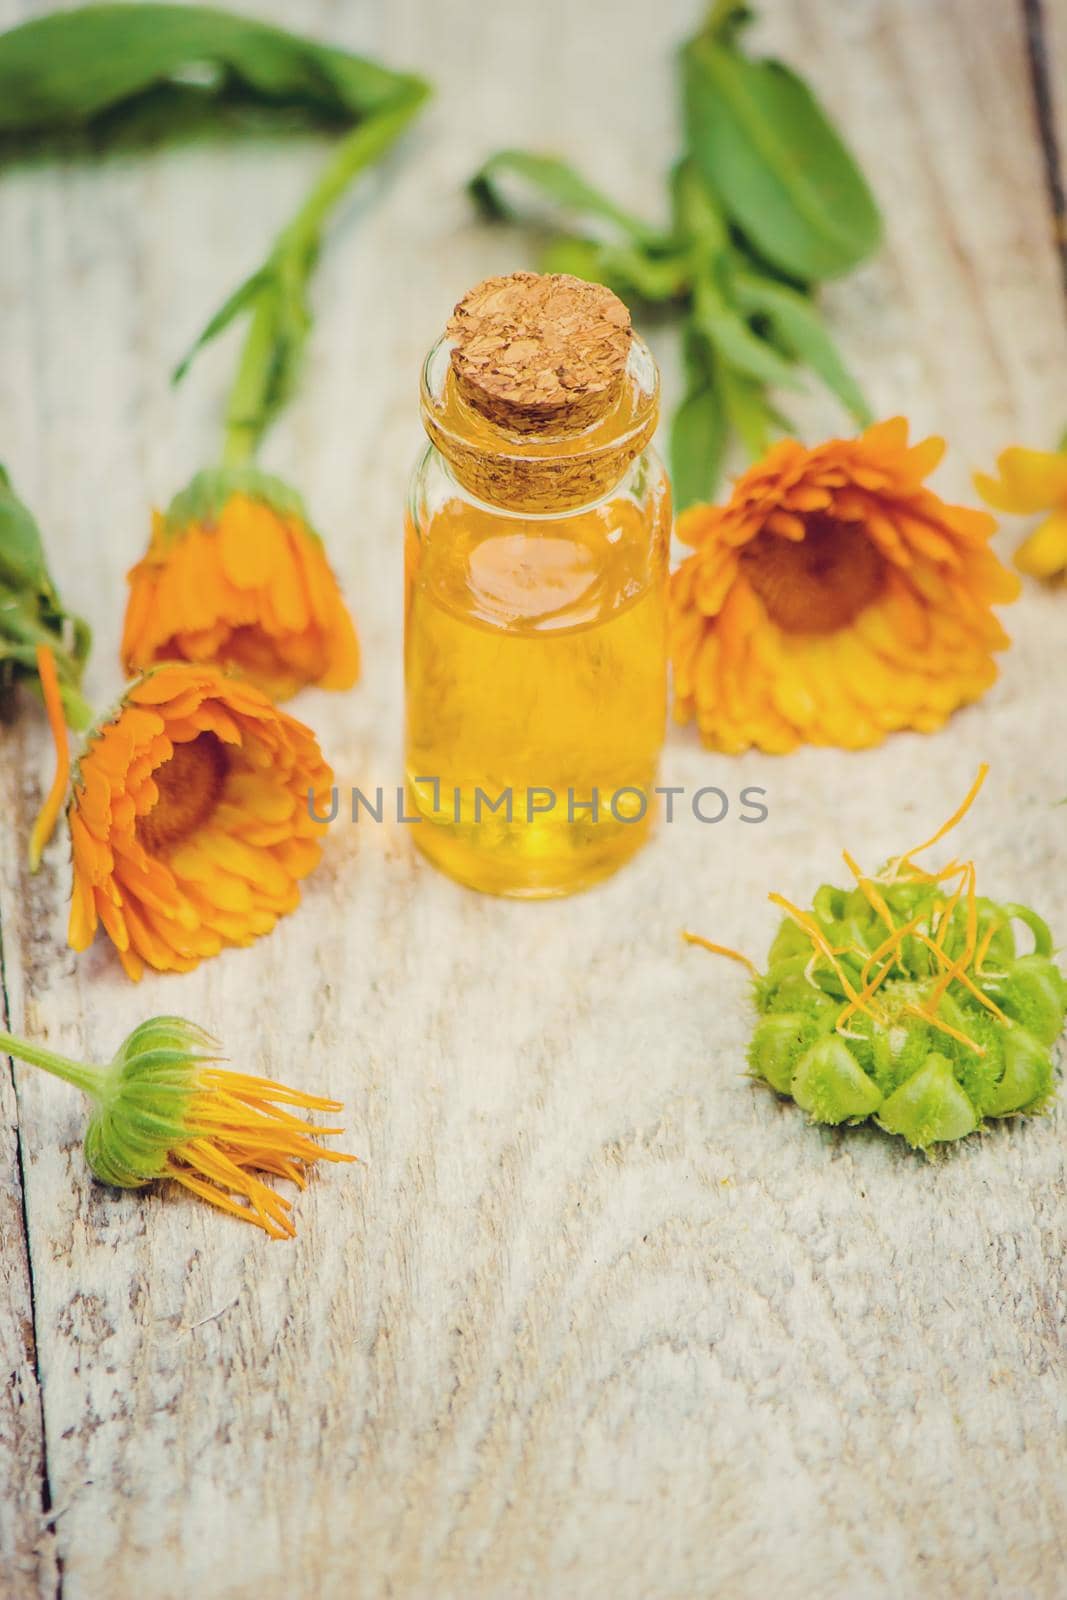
<box><xmin>0</xmin><ymin>866</ymin><xmax>57</xmax><ymax>1598</ymax></box>
<box><xmin>1</xmin><ymin>1</ymin><xmax>1065</xmax><ymax>1597</ymax></box>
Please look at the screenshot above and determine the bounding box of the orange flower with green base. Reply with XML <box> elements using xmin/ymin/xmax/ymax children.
<box><xmin>120</xmin><ymin>69</ymin><xmax>430</xmax><ymax>697</ymax></box>
<box><xmin>122</xmin><ymin>468</ymin><xmax>359</xmax><ymax>701</ymax></box>
<box><xmin>975</xmin><ymin>439</ymin><xmax>1067</xmax><ymax>580</ymax></box>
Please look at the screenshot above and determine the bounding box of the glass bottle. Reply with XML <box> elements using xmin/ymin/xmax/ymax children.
<box><xmin>404</xmin><ymin>272</ymin><xmax>670</xmax><ymax>897</ymax></box>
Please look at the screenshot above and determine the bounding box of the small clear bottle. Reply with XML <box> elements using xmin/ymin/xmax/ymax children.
<box><xmin>405</xmin><ymin>272</ymin><xmax>670</xmax><ymax>897</ymax></box>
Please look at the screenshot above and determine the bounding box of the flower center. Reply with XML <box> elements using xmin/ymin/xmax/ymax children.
<box><xmin>138</xmin><ymin>732</ymin><xmax>229</xmax><ymax>855</ymax></box>
<box><xmin>739</xmin><ymin>516</ymin><xmax>886</xmax><ymax>634</ymax></box>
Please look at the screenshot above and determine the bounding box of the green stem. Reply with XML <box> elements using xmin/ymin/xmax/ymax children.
<box><xmin>59</xmin><ymin>681</ymin><xmax>95</xmax><ymax>733</ymax></box>
<box><xmin>14</xmin><ymin>615</ymin><xmax>95</xmax><ymax>731</ymax></box>
<box><xmin>222</xmin><ymin>291</ymin><xmax>279</xmax><ymax>467</ymax></box>
<box><xmin>285</xmin><ymin>87</ymin><xmax>428</xmax><ymax>248</ymax></box>
<box><xmin>221</xmin><ymin>84</ymin><xmax>429</xmax><ymax>466</ymax></box>
<box><xmin>701</xmin><ymin>0</ymin><xmax>747</xmax><ymax>42</ymax></box>
<box><xmin>0</xmin><ymin>1030</ymin><xmax>102</xmax><ymax>1097</ymax></box>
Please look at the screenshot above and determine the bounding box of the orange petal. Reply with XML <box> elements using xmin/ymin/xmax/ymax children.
<box><xmin>218</xmin><ymin>495</ymin><xmax>287</xmax><ymax>588</ymax></box>
<box><xmin>975</xmin><ymin>447</ymin><xmax>1067</xmax><ymax>514</ymax></box>
<box><xmin>1015</xmin><ymin>510</ymin><xmax>1067</xmax><ymax>578</ymax></box>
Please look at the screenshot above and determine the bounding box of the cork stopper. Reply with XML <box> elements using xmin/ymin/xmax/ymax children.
<box><xmin>447</xmin><ymin>272</ymin><xmax>632</xmax><ymax>434</ymax></box>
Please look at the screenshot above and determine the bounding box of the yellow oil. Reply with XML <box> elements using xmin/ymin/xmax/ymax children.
<box><xmin>404</xmin><ymin>496</ymin><xmax>668</xmax><ymax>896</ymax></box>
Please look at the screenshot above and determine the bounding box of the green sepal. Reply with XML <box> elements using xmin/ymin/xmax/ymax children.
<box><xmin>844</xmin><ymin>1002</ymin><xmax>933</xmax><ymax>1098</ymax></box>
<box><xmin>992</xmin><ymin>956</ymin><xmax>1067</xmax><ymax>1048</ymax></box>
<box><xmin>765</xmin><ymin>916</ymin><xmax>813</xmax><ymax>966</ymax></box>
<box><xmin>755</xmin><ymin>953</ymin><xmax>841</xmax><ymax>1014</ymax></box>
<box><xmin>982</xmin><ymin>1027</ymin><xmax>1054</xmax><ymax>1118</ymax></box>
<box><xmin>161</xmin><ymin>465</ymin><xmax>314</xmax><ymax>543</ymax></box>
<box><xmin>83</xmin><ymin>1016</ymin><xmax>217</xmax><ymax>1189</ymax></box>
<box><xmin>791</xmin><ymin>1035</ymin><xmax>882</xmax><ymax>1124</ymax></box>
<box><xmin>0</xmin><ymin>465</ymin><xmax>92</xmax><ymax>728</ymax></box>
<box><xmin>938</xmin><ymin>1000</ymin><xmax>1007</xmax><ymax>1116</ymax></box>
<box><xmin>875</xmin><ymin>1054</ymin><xmax>979</xmax><ymax>1150</ymax></box>
<box><xmin>748</xmin><ymin>1011</ymin><xmax>819</xmax><ymax>1095</ymax></box>
<box><xmin>984</xmin><ymin>902</ymin><xmax>1051</xmax><ymax>959</ymax></box>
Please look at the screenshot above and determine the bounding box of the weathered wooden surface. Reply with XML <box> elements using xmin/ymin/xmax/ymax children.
<box><xmin>1</xmin><ymin>1</ymin><xmax>1065</xmax><ymax>1596</ymax></box>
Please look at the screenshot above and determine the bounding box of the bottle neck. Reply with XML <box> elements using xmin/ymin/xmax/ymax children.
<box><xmin>420</xmin><ymin>335</ymin><xmax>660</xmax><ymax>515</ymax></box>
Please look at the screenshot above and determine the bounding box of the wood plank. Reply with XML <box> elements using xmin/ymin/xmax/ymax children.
<box><xmin>0</xmin><ymin>939</ymin><xmax>57</xmax><ymax>1596</ymax></box>
<box><xmin>1038</xmin><ymin>0</ymin><xmax>1067</xmax><ymax>299</ymax></box>
<box><xmin>0</xmin><ymin>0</ymin><xmax>1064</xmax><ymax>1596</ymax></box>
<box><xmin>0</xmin><ymin>51</ymin><xmax>60</xmax><ymax>1594</ymax></box>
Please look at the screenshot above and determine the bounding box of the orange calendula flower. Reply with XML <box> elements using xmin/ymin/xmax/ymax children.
<box><xmin>974</xmin><ymin>442</ymin><xmax>1067</xmax><ymax>580</ymax></box>
<box><xmin>68</xmin><ymin>662</ymin><xmax>333</xmax><ymax>980</ymax></box>
<box><xmin>670</xmin><ymin>418</ymin><xmax>1020</xmax><ymax>754</ymax></box>
<box><xmin>122</xmin><ymin>467</ymin><xmax>360</xmax><ymax>700</ymax></box>
<box><xmin>2</xmin><ymin>1015</ymin><xmax>354</xmax><ymax>1239</ymax></box>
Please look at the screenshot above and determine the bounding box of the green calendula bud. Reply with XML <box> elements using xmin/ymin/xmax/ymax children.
<box><xmin>2</xmin><ymin>1015</ymin><xmax>354</xmax><ymax>1237</ymax></box>
<box><xmin>694</xmin><ymin>770</ymin><xmax>1066</xmax><ymax>1153</ymax></box>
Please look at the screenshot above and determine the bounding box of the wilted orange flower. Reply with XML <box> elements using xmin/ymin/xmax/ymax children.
<box><xmin>5</xmin><ymin>1015</ymin><xmax>355</xmax><ymax>1240</ymax></box>
<box><xmin>670</xmin><ymin>419</ymin><xmax>1019</xmax><ymax>753</ymax></box>
<box><xmin>975</xmin><ymin>443</ymin><xmax>1067</xmax><ymax>580</ymax></box>
<box><xmin>68</xmin><ymin>663</ymin><xmax>334</xmax><ymax>980</ymax></box>
<box><xmin>122</xmin><ymin>469</ymin><xmax>359</xmax><ymax>701</ymax></box>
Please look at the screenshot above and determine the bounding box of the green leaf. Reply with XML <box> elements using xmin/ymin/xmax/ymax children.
<box><xmin>693</xmin><ymin>274</ymin><xmax>805</xmax><ymax>392</ymax></box>
<box><xmin>0</xmin><ymin>4</ymin><xmax>418</xmax><ymax>140</ymax></box>
<box><xmin>683</xmin><ymin>35</ymin><xmax>882</xmax><ymax>281</ymax></box>
<box><xmin>700</xmin><ymin>0</ymin><xmax>755</xmax><ymax>46</ymax></box>
<box><xmin>458</xmin><ymin>13</ymin><xmax>881</xmax><ymax>496</ymax></box>
<box><xmin>600</xmin><ymin>245</ymin><xmax>689</xmax><ymax>302</ymax></box>
<box><xmin>734</xmin><ymin>272</ymin><xmax>871</xmax><ymax>423</ymax></box>
<box><xmin>0</xmin><ymin>467</ymin><xmax>92</xmax><ymax>727</ymax></box>
<box><xmin>0</xmin><ymin>464</ymin><xmax>51</xmax><ymax>594</ymax></box>
<box><xmin>187</xmin><ymin>81</ymin><xmax>430</xmax><ymax>461</ymax></box>
<box><xmin>0</xmin><ymin>7</ymin><xmax>431</xmax><ymax>463</ymax></box>
<box><xmin>671</xmin><ymin>158</ymin><xmax>729</xmax><ymax>264</ymax></box>
<box><xmin>719</xmin><ymin>366</ymin><xmax>779</xmax><ymax>458</ymax></box>
<box><xmin>670</xmin><ymin>329</ymin><xmax>728</xmax><ymax>508</ymax></box>
<box><xmin>172</xmin><ymin>265</ymin><xmax>268</xmax><ymax>385</ymax></box>
<box><xmin>538</xmin><ymin>236</ymin><xmax>607</xmax><ymax>282</ymax></box>
<box><xmin>538</xmin><ymin>236</ymin><xmax>688</xmax><ymax>305</ymax></box>
<box><xmin>471</xmin><ymin>150</ymin><xmax>663</xmax><ymax>247</ymax></box>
